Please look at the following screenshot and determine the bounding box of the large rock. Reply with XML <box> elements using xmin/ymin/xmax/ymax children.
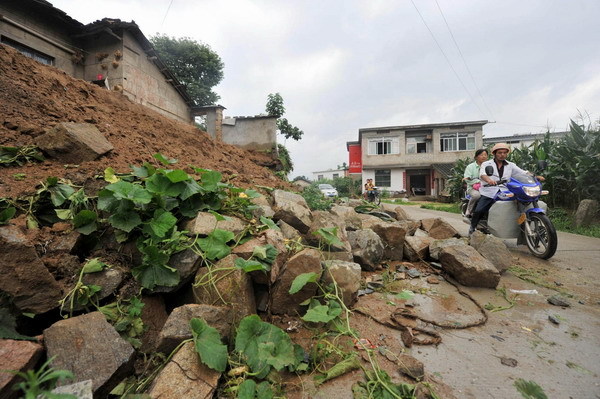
<box><xmin>272</xmin><ymin>190</ymin><xmax>313</xmax><ymax>234</ymax></box>
<box><xmin>368</xmin><ymin>222</ymin><xmax>407</xmax><ymax>261</ymax></box>
<box><xmin>250</xmin><ymin>194</ymin><xmax>275</xmax><ymax>219</ymax></box>
<box><xmin>183</xmin><ymin>212</ymin><xmax>247</xmax><ymax>236</ymax></box>
<box><xmin>35</xmin><ymin>122</ymin><xmax>113</xmax><ymax>163</ymax></box>
<box><xmin>157</xmin><ymin>304</ymin><xmax>233</xmax><ymax>353</ymax></box>
<box><xmin>81</xmin><ymin>267</ymin><xmax>124</xmax><ymax>301</ymax></box>
<box><xmin>306</xmin><ymin>211</ymin><xmax>351</xmax><ymax>252</ymax></box>
<box><xmin>330</xmin><ymin>205</ymin><xmax>362</xmax><ymax>230</ymax></box>
<box><xmin>270</xmin><ymin>249</ymin><xmax>323</xmax><ymax>315</ymax></box>
<box><xmin>396</xmin><ymin>220</ymin><xmax>420</xmax><ymax>236</ymax></box>
<box><xmin>321</xmin><ymin>260</ymin><xmax>362</xmax><ymax>307</ymax></box>
<box><xmin>321</xmin><ymin>251</ymin><xmax>354</xmax><ymax>262</ymax></box>
<box><xmin>148</xmin><ymin>341</ymin><xmax>220</xmax><ymax>399</ymax></box>
<box><xmin>192</xmin><ymin>255</ymin><xmax>256</xmax><ymax>324</ymax></box>
<box><xmin>0</xmin><ymin>225</ymin><xmax>62</xmax><ymax>314</ymax></box>
<box><xmin>469</xmin><ymin>231</ymin><xmax>512</xmax><ymax>273</ymax></box>
<box><xmin>574</xmin><ymin>199</ymin><xmax>598</xmax><ymax>228</ymax></box>
<box><xmin>380</xmin><ymin>203</ymin><xmax>412</xmax><ymax>221</ymax></box>
<box><xmin>154</xmin><ymin>249</ymin><xmax>202</xmax><ymax>292</ymax></box>
<box><xmin>439</xmin><ymin>246</ymin><xmax>500</xmax><ymax>288</ymax></box>
<box><xmin>51</xmin><ymin>380</ymin><xmax>93</xmax><ymax>399</ymax></box>
<box><xmin>429</xmin><ymin>238</ymin><xmax>468</xmax><ymax>261</ymax></box>
<box><xmin>277</xmin><ymin>220</ymin><xmax>302</xmax><ymax>241</ymax></box>
<box><xmin>0</xmin><ymin>339</ymin><xmax>43</xmax><ymax>399</ymax></box>
<box><xmin>232</xmin><ymin>229</ymin><xmax>287</xmax><ymax>285</ymax></box>
<box><xmin>347</xmin><ymin>229</ymin><xmax>384</xmax><ymax>271</ymax></box>
<box><xmin>421</xmin><ymin>218</ymin><xmax>459</xmax><ymax>239</ymax></box>
<box><xmin>139</xmin><ymin>295</ymin><xmax>169</xmax><ymax>353</ymax></box>
<box><xmin>404</xmin><ymin>236</ymin><xmax>434</xmax><ymax>261</ymax></box>
<box><xmin>44</xmin><ymin>312</ymin><xmax>135</xmax><ymax>397</ymax></box>
<box><xmin>356</xmin><ymin>213</ymin><xmax>385</xmax><ymax>228</ymax></box>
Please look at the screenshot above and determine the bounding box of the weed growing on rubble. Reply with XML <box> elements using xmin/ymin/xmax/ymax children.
<box><xmin>98</xmin><ymin>296</ymin><xmax>145</xmax><ymax>348</ymax></box>
<box><xmin>58</xmin><ymin>258</ymin><xmax>110</xmax><ymax>318</ymax></box>
<box><xmin>8</xmin><ymin>356</ymin><xmax>74</xmax><ymax>399</ymax></box>
<box><xmin>0</xmin><ymin>145</ymin><xmax>44</xmax><ymax>166</ymax></box>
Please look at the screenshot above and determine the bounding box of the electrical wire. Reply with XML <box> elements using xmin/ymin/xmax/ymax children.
<box><xmin>161</xmin><ymin>0</ymin><xmax>175</xmax><ymax>28</ymax></box>
<box><xmin>410</xmin><ymin>0</ymin><xmax>487</xmax><ymax>119</ymax></box>
<box><xmin>434</xmin><ymin>0</ymin><xmax>495</xmax><ymax>120</ymax></box>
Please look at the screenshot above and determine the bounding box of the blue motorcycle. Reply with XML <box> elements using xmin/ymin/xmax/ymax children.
<box><xmin>461</xmin><ymin>164</ymin><xmax>558</xmax><ymax>259</ymax></box>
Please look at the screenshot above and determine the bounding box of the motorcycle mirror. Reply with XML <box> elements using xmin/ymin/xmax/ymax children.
<box><xmin>537</xmin><ymin>160</ymin><xmax>548</xmax><ymax>171</ymax></box>
<box><xmin>485</xmin><ymin>165</ymin><xmax>494</xmax><ymax>176</ymax></box>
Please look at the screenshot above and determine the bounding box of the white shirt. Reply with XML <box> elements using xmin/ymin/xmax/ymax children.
<box><xmin>479</xmin><ymin>159</ymin><xmax>527</xmax><ymax>198</ymax></box>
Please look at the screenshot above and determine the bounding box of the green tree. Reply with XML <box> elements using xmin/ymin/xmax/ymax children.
<box><xmin>277</xmin><ymin>144</ymin><xmax>293</xmax><ymax>175</ymax></box>
<box><xmin>265</xmin><ymin>93</ymin><xmax>304</xmax><ymax>141</ymax></box>
<box><xmin>150</xmin><ymin>34</ymin><xmax>224</xmax><ymax>105</ymax></box>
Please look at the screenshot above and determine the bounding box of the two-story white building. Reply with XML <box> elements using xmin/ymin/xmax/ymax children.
<box><xmin>347</xmin><ymin>120</ymin><xmax>487</xmax><ymax>196</ymax></box>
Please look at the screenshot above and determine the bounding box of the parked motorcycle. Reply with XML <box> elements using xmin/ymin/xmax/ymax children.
<box><xmin>461</xmin><ymin>163</ymin><xmax>558</xmax><ymax>259</ymax></box>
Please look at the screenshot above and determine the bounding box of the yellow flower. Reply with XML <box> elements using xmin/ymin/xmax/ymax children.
<box><xmin>239</xmin><ymin>192</ymin><xmax>248</xmax><ymax>198</ymax></box>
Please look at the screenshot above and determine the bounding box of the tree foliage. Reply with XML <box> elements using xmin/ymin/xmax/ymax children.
<box><xmin>265</xmin><ymin>93</ymin><xmax>304</xmax><ymax>141</ymax></box>
<box><xmin>150</xmin><ymin>34</ymin><xmax>224</xmax><ymax>105</ymax></box>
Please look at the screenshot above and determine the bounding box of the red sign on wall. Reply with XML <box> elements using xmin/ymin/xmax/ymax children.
<box><xmin>348</xmin><ymin>144</ymin><xmax>362</xmax><ymax>173</ymax></box>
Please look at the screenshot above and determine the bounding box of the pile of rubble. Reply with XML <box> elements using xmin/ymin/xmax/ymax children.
<box><xmin>0</xmin><ymin>188</ymin><xmax>514</xmax><ymax>398</ymax></box>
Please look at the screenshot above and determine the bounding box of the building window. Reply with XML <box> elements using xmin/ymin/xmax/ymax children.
<box><xmin>440</xmin><ymin>132</ymin><xmax>475</xmax><ymax>152</ymax></box>
<box><xmin>375</xmin><ymin>170</ymin><xmax>391</xmax><ymax>187</ymax></box>
<box><xmin>406</xmin><ymin>136</ymin><xmax>431</xmax><ymax>154</ymax></box>
<box><xmin>1</xmin><ymin>37</ymin><xmax>54</xmax><ymax>66</ymax></box>
<box><xmin>317</xmin><ymin>175</ymin><xmax>324</xmax><ymax>180</ymax></box>
<box><xmin>333</xmin><ymin>173</ymin><xmax>339</xmax><ymax>178</ymax></box>
<box><xmin>368</xmin><ymin>137</ymin><xmax>399</xmax><ymax>155</ymax></box>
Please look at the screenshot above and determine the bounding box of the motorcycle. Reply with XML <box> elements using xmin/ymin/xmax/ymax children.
<box><xmin>366</xmin><ymin>187</ymin><xmax>381</xmax><ymax>205</ymax></box>
<box><xmin>461</xmin><ymin>163</ymin><xmax>558</xmax><ymax>259</ymax></box>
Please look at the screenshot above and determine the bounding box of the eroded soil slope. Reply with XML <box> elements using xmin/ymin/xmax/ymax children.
<box><xmin>0</xmin><ymin>44</ymin><xmax>289</xmax><ymax>197</ymax></box>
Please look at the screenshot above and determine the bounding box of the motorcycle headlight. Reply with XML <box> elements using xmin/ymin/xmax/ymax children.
<box><xmin>523</xmin><ymin>185</ymin><xmax>541</xmax><ymax>197</ymax></box>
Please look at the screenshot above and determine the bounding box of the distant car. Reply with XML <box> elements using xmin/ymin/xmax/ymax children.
<box><xmin>318</xmin><ymin>184</ymin><xmax>338</xmax><ymax>198</ymax></box>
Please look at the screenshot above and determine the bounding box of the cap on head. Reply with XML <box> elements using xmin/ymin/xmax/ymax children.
<box><xmin>491</xmin><ymin>143</ymin><xmax>511</xmax><ymax>154</ymax></box>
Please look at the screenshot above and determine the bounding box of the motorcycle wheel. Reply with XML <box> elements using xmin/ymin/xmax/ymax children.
<box><xmin>374</xmin><ymin>193</ymin><xmax>381</xmax><ymax>206</ymax></box>
<box><xmin>523</xmin><ymin>213</ymin><xmax>557</xmax><ymax>259</ymax></box>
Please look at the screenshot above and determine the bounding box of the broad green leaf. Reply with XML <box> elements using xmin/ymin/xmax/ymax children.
<box><xmin>235</xmin><ymin>315</ymin><xmax>298</xmax><ymax>379</ymax></box>
<box><xmin>55</xmin><ymin>209</ymin><xmax>73</xmax><ymax>220</ymax></box>
<box><xmin>104</xmin><ymin>167</ymin><xmax>120</xmax><ymax>183</ymax></box>
<box><xmin>132</xmin><ymin>246</ymin><xmax>179</xmax><ymax>290</ymax></box>
<box><xmin>145</xmin><ymin>174</ymin><xmax>184</xmax><ymax>197</ymax></box>
<box><xmin>289</xmin><ymin>272</ymin><xmax>318</xmax><ymax>294</ymax></box>
<box><xmin>46</xmin><ymin>176</ymin><xmax>58</xmax><ymax>186</ymax></box>
<box><xmin>302</xmin><ymin>300</ymin><xmax>342</xmax><ymax>323</ymax></box>
<box><xmin>48</xmin><ymin>183</ymin><xmax>75</xmax><ymax>206</ymax></box>
<box><xmin>244</xmin><ymin>189</ymin><xmax>261</xmax><ymax>199</ymax></box>
<box><xmin>153</xmin><ymin>153</ymin><xmax>178</xmax><ymax>165</ymax></box>
<box><xmin>0</xmin><ymin>308</ymin><xmax>36</xmax><ymax>341</ymax></box>
<box><xmin>190</xmin><ymin>318</ymin><xmax>228</xmax><ymax>372</ymax></box>
<box><xmin>0</xmin><ymin>207</ymin><xmax>16</xmax><ymax>225</ymax></box>
<box><xmin>106</xmin><ymin>181</ymin><xmax>152</xmax><ymax>204</ymax></box>
<box><xmin>235</xmin><ymin>258</ymin><xmax>268</xmax><ymax>273</ymax></box>
<box><xmin>197</xmin><ymin>229</ymin><xmax>234</xmax><ymax>260</ymax></box>
<box><xmin>73</xmin><ymin>210</ymin><xmax>97</xmax><ymax>235</ymax></box>
<box><xmin>256</xmin><ymin>381</ymin><xmax>274</xmax><ymax>399</ymax></box>
<box><xmin>313</xmin><ymin>227</ymin><xmax>343</xmax><ymax>248</ymax></box>
<box><xmin>259</xmin><ymin>216</ymin><xmax>280</xmax><ymax>231</ymax></box>
<box><xmin>208</xmin><ymin>209</ymin><xmax>228</xmax><ymax>221</ymax></box>
<box><xmin>238</xmin><ymin>379</ymin><xmax>257</xmax><ymax>399</ymax></box>
<box><xmin>314</xmin><ymin>356</ymin><xmax>361</xmax><ymax>385</ymax></box>
<box><xmin>148</xmin><ymin>210</ymin><xmax>177</xmax><ymax>238</ymax></box>
<box><xmin>82</xmin><ymin>258</ymin><xmax>108</xmax><ymax>274</ymax></box>
<box><xmin>109</xmin><ymin>211</ymin><xmax>142</xmax><ymax>233</ymax></box>
<box><xmin>165</xmin><ymin>169</ymin><xmax>190</xmax><ymax>183</ymax></box>
<box><xmin>131</xmin><ymin>164</ymin><xmax>150</xmax><ymax>178</ymax></box>
<box><xmin>252</xmin><ymin>245</ymin><xmax>278</xmax><ymax>264</ymax></box>
<box><xmin>514</xmin><ymin>379</ymin><xmax>548</xmax><ymax>399</ymax></box>
<box><xmin>179</xmin><ymin>179</ymin><xmax>202</xmax><ymax>200</ymax></box>
<box><xmin>198</xmin><ymin>169</ymin><xmax>222</xmax><ymax>192</ymax></box>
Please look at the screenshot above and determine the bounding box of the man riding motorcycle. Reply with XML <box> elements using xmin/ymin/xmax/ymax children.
<box><xmin>469</xmin><ymin>143</ymin><xmax>544</xmax><ymax>235</ymax></box>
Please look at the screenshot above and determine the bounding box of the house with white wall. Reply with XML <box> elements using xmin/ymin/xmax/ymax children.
<box><xmin>312</xmin><ymin>169</ymin><xmax>347</xmax><ymax>181</ymax></box>
<box><xmin>347</xmin><ymin>120</ymin><xmax>487</xmax><ymax>196</ymax></box>
<box><xmin>483</xmin><ymin>131</ymin><xmax>567</xmax><ymax>148</ymax></box>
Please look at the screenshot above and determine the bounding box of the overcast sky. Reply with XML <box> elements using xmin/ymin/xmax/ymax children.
<box><xmin>51</xmin><ymin>0</ymin><xmax>600</xmax><ymax>179</ymax></box>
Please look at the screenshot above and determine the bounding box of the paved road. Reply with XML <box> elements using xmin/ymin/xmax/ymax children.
<box><xmin>384</xmin><ymin>203</ymin><xmax>600</xmax><ymax>398</ymax></box>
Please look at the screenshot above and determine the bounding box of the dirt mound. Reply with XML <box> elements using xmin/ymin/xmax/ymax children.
<box><xmin>0</xmin><ymin>44</ymin><xmax>291</xmax><ymax>198</ymax></box>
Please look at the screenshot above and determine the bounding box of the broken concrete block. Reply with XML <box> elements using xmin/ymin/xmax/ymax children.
<box><xmin>270</xmin><ymin>248</ymin><xmax>323</xmax><ymax>315</ymax></box>
<box><xmin>148</xmin><ymin>341</ymin><xmax>220</xmax><ymax>399</ymax></box>
<box><xmin>306</xmin><ymin>210</ymin><xmax>351</xmax><ymax>252</ymax></box>
<box><xmin>192</xmin><ymin>255</ymin><xmax>256</xmax><ymax>325</ymax></box>
<box><xmin>182</xmin><ymin>212</ymin><xmax>247</xmax><ymax>236</ymax></box>
<box><xmin>0</xmin><ymin>339</ymin><xmax>43</xmax><ymax>399</ymax></box>
<box><xmin>157</xmin><ymin>304</ymin><xmax>233</xmax><ymax>353</ymax></box>
<box><xmin>43</xmin><ymin>312</ymin><xmax>135</xmax><ymax>397</ymax></box>
<box><xmin>365</xmin><ymin>221</ymin><xmax>407</xmax><ymax>261</ymax></box>
<box><xmin>51</xmin><ymin>380</ymin><xmax>93</xmax><ymax>399</ymax></box>
<box><xmin>429</xmin><ymin>237</ymin><xmax>468</xmax><ymax>261</ymax></box>
<box><xmin>469</xmin><ymin>230</ymin><xmax>512</xmax><ymax>273</ymax></box>
<box><xmin>0</xmin><ymin>225</ymin><xmax>62</xmax><ymax>314</ymax></box>
<box><xmin>154</xmin><ymin>248</ymin><xmax>202</xmax><ymax>292</ymax></box>
<box><xmin>347</xmin><ymin>229</ymin><xmax>384</xmax><ymax>271</ymax></box>
<box><xmin>421</xmin><ymin>218</ymin><xmax>459</xmax><ymax>239</ymax></box>
<box><xmin>404</xmin><ymin>236</ymin><xmax>434</xmax><ymax>262</ymax></box>
<box><xmin>322</xmin><ymin>260</ymin><xmax>362</xmax><ymax>307</ymax></box>
<box><xmin>272</xmin><ymin>190</ymin><xmax>312</xmax><ymax>234</ymax></box>
<box><xmin>439</xmin><ymin>245</ymin><xmax>500</xmax><ymax>288</ymax></box>
<box><xmin>35</xmin><ymin>122</ymin><xmax>113</xmax><ymax>163</ymax></box>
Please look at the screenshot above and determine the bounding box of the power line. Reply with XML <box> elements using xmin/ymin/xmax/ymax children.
<box><xmin>433</xmin><ymin>0</ymin><xmax>495</xmax><ymax>120</ymax></box>
<box><xmin>409</xmin><ymin>0</ymin><xmax>487</xmax><ymax>119</ymax></box>
<box><xmin>161</xmin><ymin>0</ymin><xmax>175</xmax><ymax>28</ymax></box>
